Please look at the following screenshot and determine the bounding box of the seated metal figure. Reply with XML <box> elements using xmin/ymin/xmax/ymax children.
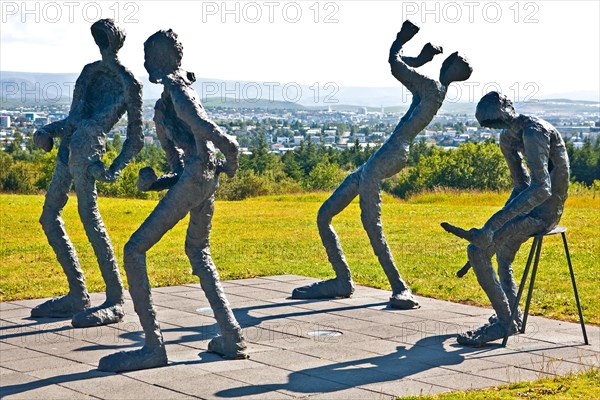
<box><xmin>292</xmin><ymin>20</ymin><xmax>473</xmax><ymax>309</ymax></box>
<box><xmin>99</xmin><ymin>30</ymin><xmax>247</xmax><ymax>372</ymax></box>
<box><xmin>31</xmin><ymin>19</ymin><xmax>143</xmax><ymax>327</ymax></box>
<box><xmin>442</xmin><ymin>91</ymin><xmax>570</xmax><ymax>345</ymax></box>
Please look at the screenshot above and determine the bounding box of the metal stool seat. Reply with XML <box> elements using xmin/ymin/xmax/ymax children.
<box><xmin>502</xmin><ymin>226</ymin><xmax>588</xmax><ymax>346</ymax></box>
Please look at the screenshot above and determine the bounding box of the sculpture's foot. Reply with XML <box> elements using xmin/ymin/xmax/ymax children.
<box><xmin>389</xmin><ymin>289</ymin><xmax>420</xmax><ymax>309</ymax></box>
<box><xmin>72</xmin><ymin>301</ymin><xmax>125</xmax><ymax>328</ymax></box>
<box><xmin>208</xmin><ymin>332</ymin><xmax>249</xmax><ymax>360</ymax></box>
<box><xmin>98</xmin><ymin>345</ymin><xmax>168</xmax><ymax>372</ymax></box>
<box><xmin>442</xmin><ymin>223</ymin><xmax>494</xmax><ymax>250</ymax></box>
<box><xmin>457</xmin><ymin>321</ymin><xmax>517</xmax><ymax>346</ymax></box>
<box><xmin>291</xmin><ymin>278</ymin><xmax>354</xmax><ymax>299</ymax></box>
<box><xmin>488</xmin><ymin>313</ymin><xmax>523</xmax><ymax>331</ymax></box>
<box><xmin>441</xmin><ymin>222</ymin><xmax>475</xmax><ymax>241</ymax></box>
<box><xmin>397</xmin><ymin>20</ymin><xmax>420</xmax><ymax>44</ymax></box>
<box><xmin>30</xmin><ymin>294</ymin><xmax>91</xmax><ymax>318</ymax></box>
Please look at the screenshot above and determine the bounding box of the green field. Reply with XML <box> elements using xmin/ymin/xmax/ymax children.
<box><xmin>1</xmin><ymin>192</ymin><xmax>598</xmax><ymax>325</ymax></box>
<box><xmin>403</xmin><ymin>368</ymin><xmax>600</xmax><ymax>400</ymax></box>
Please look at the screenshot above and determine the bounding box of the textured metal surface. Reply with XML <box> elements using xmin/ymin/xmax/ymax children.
<box><xmin>293</xmin><ymin>20</ymin><xmax>473</xmax><ymax>311</ymax></box>
<box><xmin>444</xmin><ymin>91</ymin><xmax>570</xmax><ymax>346</ymax></box>
<box><xmin>31</xmin><ymin>19</ymin><xmax>143</xmax><ymax>329</ymax></box>
<box><xmin>99</xmin><ymin>29</ymin><xmax>246</xmax><ymax>373</ymax></box>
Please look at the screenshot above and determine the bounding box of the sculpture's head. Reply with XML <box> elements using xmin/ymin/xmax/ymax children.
<box><xmin>439</xmin><ymin>52</ymin><xmax>473</xmax><ymax>86</ymax></box>
<box><xmin>91</xmin><ymin>19</ymin><xmax>125</xmax><ymax>58</ymax></box>
<box><xmin>476</xmin><ymin>91</ymin><xmax>518</xmax><ymax>129</ymax></box>
<box><xmin>144</xmin><ymin>29</ymin><xmax>183</xmax><ymax>83</ymax></box>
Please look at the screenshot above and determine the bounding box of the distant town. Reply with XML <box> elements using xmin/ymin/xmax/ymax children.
<box><xmin>1</xmin><ymin>100</ymin><xmax>599</xmax><ymax>155</ymax></box>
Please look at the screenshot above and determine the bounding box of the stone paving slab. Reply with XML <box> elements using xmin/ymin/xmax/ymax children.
<box><xmin>1</xmin><ymin>275</ymin><xmax>598</xmax><ymax>399</ymax></box>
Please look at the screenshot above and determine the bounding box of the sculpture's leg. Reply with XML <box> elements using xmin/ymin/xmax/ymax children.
<box><xmin>186</xmin><ymin>195</ymin><xmax>248</xmax><ymax>359</ymax></box>
<box><xmin>489</xmin><ymin>216</ymin><xmax>546</xmax><ymax>328</ymax></box>
<box><xmin>458</xmin><ymin>243</ymin><xmax>517</xmax><ymax>346</ymax></box>
<box><xmin>358</xmin><ymin>173</ymin><xmax>419</xmax><ymax>310</ymax></box>
<box><xmin>32</xmin><ymin>160</ymin><xmax>91</xmax><ymax>317</ymax></box>
<box><xmin>70</xmin><ymin>166</ymin><xmax>125</xmax><ymax>328</ymax></box>
<box><xmin>291</xmin><ymin>171</ymin><xmax>360</xmax><ymax>299</ymax></box>
<box><xmin>99</xmin><ymin>180</ymin><xmax>197</xmax><ymax>372</ymax></box>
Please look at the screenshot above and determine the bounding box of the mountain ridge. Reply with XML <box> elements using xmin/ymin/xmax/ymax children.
<box><xmin>2</xmin><ymin>71</ymin><xmax>599</xmax><ymax>113</ymax></box>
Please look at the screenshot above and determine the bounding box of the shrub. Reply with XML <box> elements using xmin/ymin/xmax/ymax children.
<box><xmin>385</xmin><ymin>142</ymin><xmax>511</xmax><ymax>199</ymax></box>
<box><xmin>217</xmin><ymin>170</ymin><xmax>303</xmax><ymax>200</ymax></box>
<box><xmin>303</xmin><ymin>162</ymin><xmax>347</xmax><ymax>191</ymax></box>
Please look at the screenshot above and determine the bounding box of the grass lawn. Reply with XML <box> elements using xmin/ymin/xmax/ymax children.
<box><xmin>403</xmin><ymin>368</ymin><xmax>600</xmax><ymax>399</ymax></box>
<box><xmin>0</xmin><ymin>191</ymin><xmax>598</xmax><ymax>325</ymax></box>
<box><xmin>1</xmin><ymin>191</ymin><xmax>599</xmax><ymax>398</ymax></box>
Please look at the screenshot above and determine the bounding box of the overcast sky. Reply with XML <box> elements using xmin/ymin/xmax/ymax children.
<box><xmin>2</xmin><ymin>1</ymin><xmax>599</xmax><ymax>100</ymax></box>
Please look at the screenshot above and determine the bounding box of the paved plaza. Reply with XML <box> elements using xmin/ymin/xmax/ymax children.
<box><xmin>1</xmin><ymin>275</ymin><xmax>598</xmax><ymax>399</ymax></box>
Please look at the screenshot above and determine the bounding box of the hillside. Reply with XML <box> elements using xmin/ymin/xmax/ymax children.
<box><xmin>2</xmin><ymin>71</ymin><xmax>599</xmax><ymax>112</ymax></box>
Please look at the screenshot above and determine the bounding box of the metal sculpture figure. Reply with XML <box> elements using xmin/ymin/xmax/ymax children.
<box><xmin>292</xmin><ymin>20</ymin><xmax>473</xmax><ymax>309</ymax></box>
<box><xmin>442</xmin><ymin>91</ymin><xmax>570</xmax><ymax>345</ymax></box>
<box><xmin>99</xmin><ymin>29</ymin><xmax>247</xmax><ymax>372</ymax></box>
<box><xmin>32</xmin><ymin>19</ymin><xmax>143</xmax><ymax>328</ymax></box>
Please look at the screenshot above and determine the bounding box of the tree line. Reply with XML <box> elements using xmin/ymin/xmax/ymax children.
<box><xmin>2</xmin><ymin>131</ymin><xmax>599</xmax><ymax>200</ymax></box>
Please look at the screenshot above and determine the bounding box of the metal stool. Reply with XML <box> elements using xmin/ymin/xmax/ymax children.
<box><xmin>502</xmin><ymin>226</ymin><xmax>588</xmax><ymax>346</ymax></box>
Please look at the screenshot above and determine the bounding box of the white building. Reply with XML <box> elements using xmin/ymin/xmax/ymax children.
<box><xmin>0</xmin><ymin>115</ymin><xmax>11</xmax><ymax>128</ymax></box>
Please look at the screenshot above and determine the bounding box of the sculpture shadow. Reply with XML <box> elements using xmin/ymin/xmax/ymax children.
<box><xmin>0</xmin><ymin>369</ymin><xmax>114</xmax><ymax>398</ymax></box>
<box><xmin>72</xmin><ymin>298</ymin><xmax>391</xmax><ymax>351</ymax></box>
<box><xmin>0</xmin><ymin>317</ymin><xmax>73</xmax><ymax>341</ymax></box>
<box><xmin>215</xmin><ymin>334</ymin><xmax>490</xmax><ymax>398</ymax></box>
<box><xmin>0</xmin><ymin>298</ymin><xmax>401</xmax><ymax>398</ymax></box>
<box><xmin>0</xmin><ymin>299</ymin><xmax>498</xmax><ymax>399</ymax></box>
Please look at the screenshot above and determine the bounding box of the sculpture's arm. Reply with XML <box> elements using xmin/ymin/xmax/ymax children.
<box><xmin>402</xmin><ymin>43</ymin><xmax>443</xmax><ymax>68</ymax></box>
<box><xmin>107</xmin><ymin>72</ymin><xmax>144</xmax><ymax>178</ymax></box>
<box><xmin>154</xmin><ymin>99</ymin><xmax>185</xmax><ymax>175</ymax></box>
<box><xmin>389</xmin><ymin>51</ymin><xmax>431</xmax><ymax>93</ymax></box>
<box><xmin>33</xmin><ymin>64</ymin><xmax>93</xmax><ymax>150</ymax></box>
<box><xmin>33</xmin><ymin>119</ymin><xmax>69</xmax><ymax>152</ymax></box>
<box><xmin>483</xmin><ymin>129</ymin><xmax>552</xmax><ymax>231</ymax></box>
<box><xmin>500</xmin><ymin>132</ymin><xmax>531</xmax><ymax>205</ymax></box>
<box><xmin>388</xmin><ymin>28</ymin><xmax>434</xmax><ymax>93</ymax></box>
<box><xmin>33</xmin><ymin>74</ymin><xmax>86</xmax><ymax>149</ymax></box>
<box><xmin>67</xmin><ymin>63</ymin><xmax>95</xmax><ymax>124</ymax></box>
<box><xmin>137</xmin><ymin>98</ymin><xmax>185</xmax><ymax>192</ymax></box>
<box><xmin>169</xmin><ymin>81</ymin><xmax>239</xmax><ymax>177</ymax></box>
<box><xmin>36</xmin><ymin>119</ymin><xmax>68</xmax><ymax>138</ymax></box>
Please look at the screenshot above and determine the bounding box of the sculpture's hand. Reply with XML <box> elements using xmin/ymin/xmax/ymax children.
<box><xmin>107</xmin><ymin>164</ymin><xmax>122</xmax><ymax>182</ymax></box>
<box><xmin>422</xmin><ymin>43</ymin><xmax>443</xmax><ymax>59</ymax></box>
<box><xmin>456</xmin><ymin>261</ymin><xmax>471</xmax><ymax>278</ymax></box>
<box><xmin>88</xmin><ymin>161</ymin><xmax>116</xmax><ymax>182</ymax></box>
<box><xmin>216</xmin><ymin>158</ymin><xmax>226</xmax><ymax>175</ymax></box>
<box><xmin>217</xmin><ymin>158</ymin><xmax>238</xmax><ymax>178</ymax></box>
<box><xmin>396</xmin><ymin>20</ymin><xmax>420</xmax><ymax>44</ymax></box>
<box><xmin>33</xmin><ymin>129</ymin><xmax>53</xmax><ymax>152</ymax></box>
<box><xmin>137</xmin><ymin>167</ymin><xmax>158</xmax><ymax>192</ymax></box>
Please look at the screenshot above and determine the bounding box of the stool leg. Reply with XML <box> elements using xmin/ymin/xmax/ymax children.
<box><xmin>562</xmin><ymin>232</ymin><xmax>589</xmax><ymax>345</ymax></box>
<box><xmin>521</xmin><ymin>236</ymin><xmax>543</xmax><ymax>334</ymax></box>
<box><xmin>502</xmin><ymin>236</ymin><xmax>539</xmax><ymax>347</ymax></box>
